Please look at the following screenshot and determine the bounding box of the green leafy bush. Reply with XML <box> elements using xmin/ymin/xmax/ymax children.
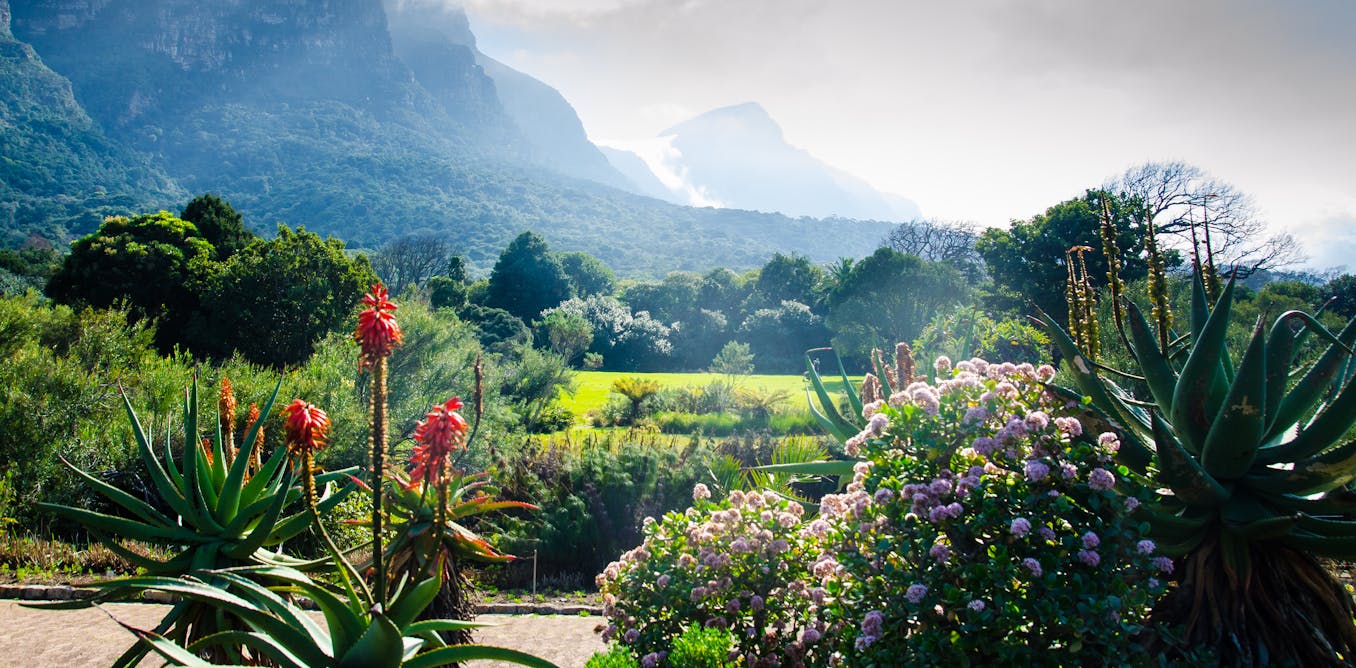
<box><xmin>584</xmin><ymin>645</ymin><xmax>639</xmax><ymax>668</ymax></box>
<box><xmin>596</xmin><ymin>487</ymin><xmax>819</xmax><ymax>666</ymax></box>
<box><xmin>810</xmin><ymin>358</ymin><xmax>1162</xmax><ymax>665</ymax></box>
<box><xmin>667</xmin><ymin>626</ymin><xmax>738</xmax><ymax>668</ymax></box>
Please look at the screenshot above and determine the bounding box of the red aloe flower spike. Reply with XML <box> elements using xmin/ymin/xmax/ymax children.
<box><xmin>356</xmin><ymin>283</ymin><xmax>402</xmax><ymax>368</ymax></box>
<box><xmin>408</xmin><ymin>397</ymin><xmax>468</xmax><ymax>488</ymax></box>
<box><xmin>280</xmin><ymin>398</ymin><xmax>330</xmax><ymax>458</ymax></box>
<box><xmin>219</xmin><ymin>377</ymin><xmax>238</xmax><ymax>465</ymax></box>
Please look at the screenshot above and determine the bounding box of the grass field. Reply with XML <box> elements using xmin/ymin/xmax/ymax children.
<box><xmin>560</xmin><ymin>371</ymin><xmax>858</xmax><ymax>417</ymax></box>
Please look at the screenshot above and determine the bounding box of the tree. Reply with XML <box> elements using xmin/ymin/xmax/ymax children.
<box><xmin>622</xmin><ymin>272</ymin><xmax>703</xmax><ymax>323</ymax></box>
<box><xmin>180</xmin><ymin>194</ymin><xmax>253</xmax><ymax>261</ymax></box>
<box><xmin>708</xmin><ymin>341</ymin><xmax>754</xmax><ymax>376</ymax></box>
<box><xmin>558</xmin><ymin>251</ymin><xmax>616</xmax><ymax>298</ymax></box>
<box><xmin>544</xmin><ymin>295</ymin><xmax>672</xmax><ymax>371</ymax></box>
<box><xmin>1104</xmin><ymin>161</ymin><xmax>1302</xmax><ymax>276</ymax></box>
<box><xmin>187</xmin><ymin>225</ymin><xmax>375</xmax><ymax>367</ymax></box>
<box><xmin>537</xmin><ymin>310</ymin><xmax>593</xmax><ymax>365</ymax></box>
<box><xmin>825</xmin><ymin>248</ymin><xmax>970</xmax><ymax>361</ymax></box>
<box><xmin>371</xmin><ymin>234</ymin><xmax>457</xmax><ymax>298</ymax></box>
<box><xmin>458</xmin><ymin>304</ymin><xmax>531</xmax><ymax>353</ymax></box>
<box><xmin>1321</xmin><ymin>274</ymin><xmax>1356</xmax><ymax>319</ymax></box>
<box><xmin>46</xmin><ymin>211</ymin><xmax>215</xmax><ymax>351</ymax></box>
<box><xmin>882</xmin><ymin>219</ymin><xmax>981</xmax><ymax>267</ymax></box>
<box><xmin>975</xmin><ymin>191</ymin><xmax>1176</xmax><ymax>321</ymax></box>
<box><xmin>486</xmin><ymin>232</ymin><xmax>573</xmax><ymax>322</ymax></box>
<box><xmin>754</xmin><ymin>253</ymin><xmax>823</xmax><ymax>308</ymax></box>
<box><xmin>739</xmin><ymin>300</ymin><xmax>829</xmax><ymax>373</ymax></box>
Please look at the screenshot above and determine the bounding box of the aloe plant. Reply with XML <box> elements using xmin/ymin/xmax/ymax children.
<box><xmin>44</xmin><ymin>565</ymin><xmax>557</xmax><ymax>668</ymax></box>
<box><xmin>39</xmin><ymin>377</ymin><xmax>355</xmax><ymax>665</ymax></box>
<box><xmin>1035</xmin><ymin>271</ymin><xmax>1356</xmax><ymax>665</ymax></box>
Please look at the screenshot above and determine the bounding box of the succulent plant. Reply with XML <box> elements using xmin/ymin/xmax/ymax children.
<box><xmin>40</xmin><ymin>378</ymin><xmax>355</xmax><ymax>666</ymax></box>
<box><xmin>43</xmin><ymin>565</ymin><xmax>556</xmax><ymax>668</ymax></box>
<box><xmin>1035</xmin><ymin>271</ymin><xmax>1356</xmax><ymax>665</ymax></box>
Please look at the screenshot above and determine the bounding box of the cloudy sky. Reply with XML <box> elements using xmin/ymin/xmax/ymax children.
<box><xmin>461</xmin><ymin>0</ymin><xmax>1356</xmax><ymax>272</ymax></box>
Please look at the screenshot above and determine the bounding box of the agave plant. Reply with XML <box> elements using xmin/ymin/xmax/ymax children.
<box><xmin>1034</xmin><ymin>271</ymin><xmax>1356</xmax><ymax>665</ymax></box>
<box><xmin>39</xmin><ymin>377</ymin><xmax>355</xmax><ymax>665</ymax></box>
<box><xmin>44</xmin><ymin>565</ymin><xmax>556</xmax><ymax>668</ymax></box>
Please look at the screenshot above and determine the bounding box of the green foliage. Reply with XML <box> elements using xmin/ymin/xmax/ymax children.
<box><xmin>428</xmin><ymin>274</ymin><xmax>468</xmax><ymax>310</ymax></box>
<box><xmin>0</xmin><ymin>294</ymin><xmax>186</xmax><ymax>526</ymax></box>
<box><xmin>538</xmin><ymin>309</ymin><xmax>593</xmax><ymax>363</ymax></box>
<box><xmin>667</xmin><ymin>626</ymin><xmax>738</xmax><ymax>668</ymax></box>
<box><xmin>46</xmin><ymin>210</ymin><xmax>215</xmax><ymax>351</ymax></box>
<box><xmin>913</xmin><ymin>307</ymin><xmax>1052</xmax><ymax>365</ymax></box>
<box><xmin>559</xmin><ymin>250</ymin><xmax>617</xmax><ymax>298</ymax></box>
<box><xmin>824</xmin><ymin>247</ymin><xmax>969</xmax><ymax>362</ymax></box>
<box><xmin>545</xmin><ymin>295</ymin><xmax>672</xmax><ymax>371</ymax></box>
<box><xmin>708</xmin><ymin>341</ymin><xmax>754</xmax><ymax>376</ymax></box>
<box><xmin>739</xmin><ymin>300</ymin><xmax>827</xmax><ymax>372</ymax></box>
<box><xmin>488</xmin><ymin>231</ymin><xmax>573</xmax><ymax>322</ymax></box>
<box><xmin>585</xmin><ymin>644</ymin><xmax>639</xmax><ymax>668</ymax></box>
<box><xmin>1322</xmin><ymin>273</ymin><xmax>1356</xmax><ymax>319</ymax></box>
<box><xmin>596</xmin><ymin>488</ymin><xmax>817</xmax><ymax>666</ymax></box>
<box><xmin>180</xmin><ymin>193</ymin><xmax>253</xmax><ymax>260</ymax></box>
<box><xmin>1037</xmin><ymin>271</ymin><xmax>1356</xmax><ymax>665</ymax></box>
<box><xmin>754</xmin><ymin>252</ymin><xmax>823</xmax><ymax>308</ymax></box>
<box><xmin>187</xmin><ymin>224</ymin><xmax>376</xmax><ymax>368</ymax></box>
<box><xmin>488</xmin><ymin>433</ymin><xmax>715</xmax><ymax>580</ymax></box>
<box><xmin>976</xmin><ymin>190</ymin><xmax>1180</xmax><ymax>320</ymax></box>
<box><xmin>0</xmin><ymin>245</ymin><xmax>59</xmax><ymax>294</ymax></box>
<box><xmin>612</xmin><ymin>377</ymin><xmax>662</xmax><ymax>423</ymax></box>
<box><xmin>460</xmin><ymin>304</ymin><xmax>532</xmax><ymax>353</ymax></box>
<box><xmin>809</xmin><ymin>363</ymin><xmax>1159</xmax><ymax>666</ymax></box>
<box><xmin>38</xmin><ymin>376</ymin><xmax>356</xmax><ymax>665</ymax></box>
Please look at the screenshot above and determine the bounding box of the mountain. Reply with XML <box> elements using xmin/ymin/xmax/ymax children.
<box><xmin>0</xmin><ymin>0</ymin><xmax>183</xmax><ymax>246</ymax></box>
<box><xmin>599</xmin><ymin>146</ymin><xmax>683</xmax><ymax>203</ymax></box>
<box><xmin>614</xmin><ymin>102</ymin><xmax>922</xmax><ymax>222</ymax></box>
<box><xmin>3</xmin><ymin>0</ymin><xmax>898</xmax><ymax>275</ymax></box>
<box><xmin>383</xmin><ymin>0</ymin><xmax>632</xmax><ymax>191</ymax></box>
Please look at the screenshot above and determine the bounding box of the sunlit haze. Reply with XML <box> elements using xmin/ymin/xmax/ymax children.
<box><xmin>462</xmin><ymin>0</ymin><xmax>1356</xmax><ymax>272</ymax></box>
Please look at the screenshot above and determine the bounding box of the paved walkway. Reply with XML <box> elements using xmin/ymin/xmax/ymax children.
<box><xmin>0</xmin><ymin>600</ymin><xmax>605</xmax><ymax>667</ymax></box>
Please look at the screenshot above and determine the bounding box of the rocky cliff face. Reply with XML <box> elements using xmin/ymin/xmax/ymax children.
<box><xmin>10</xmin><ymin>0</ymin><xmax>431</xmax><ymax>135</ymax></box>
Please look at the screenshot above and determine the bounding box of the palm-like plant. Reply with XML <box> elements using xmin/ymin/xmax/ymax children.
<box><xmin>39</xmin><ymin>378</ymin><xmax>354</xmax><ymax>666</ymax></box>
<box><xmin>611</xmin><ymin>376</ymin><xmax>661</xmax><ymax>423</ymax></box>
<box><xmin>1035</xmin><ymin>270</ymin><xmax>1356</xmax><ymax>665</ymax></box>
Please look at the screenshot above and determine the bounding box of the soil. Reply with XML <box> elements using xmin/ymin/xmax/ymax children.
<box><xmin>0</xmin><ymin>600</ymin><xmax>606</xmax><ymax>668</ymax></box>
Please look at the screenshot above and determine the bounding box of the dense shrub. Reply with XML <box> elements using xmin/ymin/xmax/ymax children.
<box><xmin>596</xmin><ymin>487</ymin><xmax>821</xmax><ymax>667</ymax></box>
<box><xmin>809</xmin><ymin>357</ymin><xmax>1163</xmax><ymax>665</ymax></box>
<box><xmin>488</xmin><ymin>432</ymin><xmax>718</xmax><ymax>581</ymax></box>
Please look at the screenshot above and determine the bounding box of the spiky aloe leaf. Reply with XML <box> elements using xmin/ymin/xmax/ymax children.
<box><xmin>1257</xmin><ymin>371</ymin><xmax>1356</xmax><ymax>465</ymax></box>
<box><xmin>1263</xmin><ymin>316</ymin><xmax>1356</xmax><ymax>443</ymax></box>
<box><xmin>1199</xmin><ymin>318</ymin><xmax>1268</xmax><ymax>479</ymax></box>
<box><xmin>1171</xmin><ymin>277</ymin><xmax>1236</xmax><ymax>454</ymax></box>
<box><xmin>1247</xmin><ymin>438</ymin><xmax>1356</xmax><ymax>496</ymax></box>
<box><xmin>803</xmin><ymin>348</ymin><xmax>859</xmax><ymax>441</ymax></box>
<box><xmin>1150</xmin><ymin>409</ymin><xmax>1230</xmax><ymax>507</ymax></box>
<box><xmin>1123</xmin><ymin>299</ymin><xmax>1177</xmax><ymax>416</ymax></box>
<box><xmin>403</xmin><ymin>645</ymin><xmax>561</xmax><ymax>668</ymax></box>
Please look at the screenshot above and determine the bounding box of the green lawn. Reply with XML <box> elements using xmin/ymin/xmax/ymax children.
<box><xmin>560</xmin><ymin>371</ymin><xmax>858</xmax><ymax>417</ymax></box>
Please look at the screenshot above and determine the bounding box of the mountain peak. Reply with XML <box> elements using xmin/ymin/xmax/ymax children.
<box><xmin>663</xmin><ymin>101</ymin><xmax>783</xmax><ymax>143</ymax></box>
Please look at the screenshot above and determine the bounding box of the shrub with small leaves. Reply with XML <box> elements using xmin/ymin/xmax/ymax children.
<box><xmin>597</xmin><ymin>486</ymin><xmax>820</xmax><ymax>667</ymax></box>
<box><xmin>667</xmin><ymin>626</ymin><xmax>738</xmax><ymax>668</ymax></box>
<box><xmin>584</xmin><ymin>645</ymin><xmax>639</xmax><ymax>668</ymax></box>
<box><xmin>807</xmin><ymin>358</ymin><xmax>1163</xmax><ymax>666</ymax></box>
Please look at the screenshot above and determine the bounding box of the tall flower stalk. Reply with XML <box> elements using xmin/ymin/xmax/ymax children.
<box><xmin>357</xmin><ymin>283</ymin><xmax>402</xmax><ymax>607</ymax></box>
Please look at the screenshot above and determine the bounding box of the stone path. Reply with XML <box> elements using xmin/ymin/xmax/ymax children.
<box><xmin>0</xmin><ymin>600</ymin><xmax>605</xmax><ymax>667</ymax></box>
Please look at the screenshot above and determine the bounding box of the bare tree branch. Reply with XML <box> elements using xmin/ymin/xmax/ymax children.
<box><xmin>1104</xmin><ymin>161</ymin><xmax>1305</xmax><ymax>276</ymax></box>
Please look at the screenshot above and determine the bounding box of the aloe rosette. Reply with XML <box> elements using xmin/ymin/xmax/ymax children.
<box><xmin>39</xmin><ymin>378</ymin><xmax>355</xmax><ymax>665</ymax></box>
<box><xmin>42</xmin><ymin>565</ymin><xmax>557</xmax><ymax>668</ymax></box>
<box><xmin>1035</xmin><ymin>272</ymin><xmax>1356</xmax><ymax>665</ymax></box>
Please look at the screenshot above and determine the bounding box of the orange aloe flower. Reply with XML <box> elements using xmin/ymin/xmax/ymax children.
<box><xmin>281</xmin><ymin>399</ymin><xmax>330</xmax><ymax>459</ymax></box>
<box><xmin>408</xmin><ymin>397</ymin><xmax>468</xmax><ymax>488</ymax></box>
<box><xmin>356</xmin><ymin>283</ymin><xmax>402</xmax><ymax>368</ymax></box>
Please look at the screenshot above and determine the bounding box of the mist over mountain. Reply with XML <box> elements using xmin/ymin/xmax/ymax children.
<box><xmin>2</xmin><ymin>0</ymin><xmax>898</xmax><ymax>275</ymax></box>
<box><xmin>612</xmin><ymin>102</ymin><xmax>922</xmax><ymax>221</ymax></box>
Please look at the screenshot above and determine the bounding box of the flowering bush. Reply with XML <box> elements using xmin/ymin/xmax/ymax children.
<box><xmin>809</xmin><ymin>357</ymin><xmax>1164</xmax><ymax>666</ymax></box>
<box><xmin>597</xmin><ymin>485</ymin><xmax>822</xmax><ymax>667</ymax></box>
